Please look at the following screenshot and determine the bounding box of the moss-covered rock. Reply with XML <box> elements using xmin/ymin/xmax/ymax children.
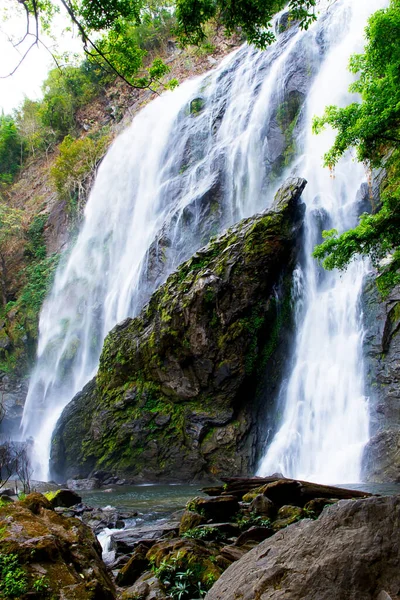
<box><xmin>51</xmin><ymin>178</ymin><xmax>306</xmax><ymax>482</ymax></box>
<box><xmin>179</xmin><ymin>510</ymin><xmax>207</xmax><ymax>534</ymax></box>
<box><xmin>272</xmin><ymin>504</ymin><xmax>303</xmax><ymax>531</ymax></box>
<box><xmin>0</xmin><ymin>494</ymin><xmax>115</xmax><ymax>599</ymax></box>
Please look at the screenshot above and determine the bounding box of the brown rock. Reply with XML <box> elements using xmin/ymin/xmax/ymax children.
<box><xmin>272</xmin><ymin>505</ymin><xmax>303</xmax><ymax>531</ymax></box>
<box><xmin>19</xmin><ymin>492</ymin><xmax>53</xmax><ymax>514</ymax></box>
<box><xmin>249</xmin><ymin>494</ymin><xmax>276</xmax><ymax>518</ymax></box>
<box><xmin>192</xmin><ymin>495</ymin><xmax>240</xmax><ymax>521</ymax></box>
<box><xmin>234</xmin><ymin>526</ymin><xmax>273</xmax><ymax>546</ymax></box>
<box><xmin>116</xmin><ymin>543</ymin><xmax>150</xmax><ymax>586</ymax></box>
<box><xmin>303</xmin><ymin>498</ymin><xmax>338</xmax><ymax>517</ymax></box>
<box><xmin>206</xmin><ymin>496</ymin><xmax>400</xmax><ymax>600</ymax></box>
<box><xmin>179</xmin><ymin>509</ymin><xmax>207</xmax><ymax>534</ymax></box>
<box><xmin>0</xmin><ymin>495</ymin><xmax>115</xmax><ymax>599</ymax></box>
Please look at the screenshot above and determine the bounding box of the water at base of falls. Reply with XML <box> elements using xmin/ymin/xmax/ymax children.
<box><xmin>21</xmin><ymin>0</ymin><xmax>388</xmax><ymax>483</ymax></box>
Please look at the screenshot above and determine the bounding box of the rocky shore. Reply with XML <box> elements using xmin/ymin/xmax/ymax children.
<box><xmin>2</xmin><ymin>476</ymin><xmax>397</xmax><ymax>599</ymax></box>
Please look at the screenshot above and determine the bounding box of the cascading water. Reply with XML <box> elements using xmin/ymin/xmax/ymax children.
<box><xmin>21</xmin><ymin>0</ymin><xmax>386</xmax><ymax>482</ymax></box>
<box><xmin>258</xmin><ymin>0</ymin><xmax>389</xmax><ymax>483</ymax></box>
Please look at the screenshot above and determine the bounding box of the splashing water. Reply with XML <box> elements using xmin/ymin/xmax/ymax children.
<box><xmin>22</xmin><ymin>0</ymin><xmax>387</xmax><ymax>482</ymax></box>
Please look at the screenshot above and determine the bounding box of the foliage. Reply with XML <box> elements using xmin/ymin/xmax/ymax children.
<box><xmin>152</xmin><ymin>553</ymin><xmax>214</xmax><ymax>599</ymax></box>
<box><xmin>51</xmin><ymin>133</ymin><xmax>110</xmax><ymax>214</ymax></box>
<box><xmin>39</xmin><ymin>64</ymin><xmax>106</xmax><ymax>139</ymax></box>
<box><xmin>312</xmin><ymin>0</ymin><xmax>400</xmax><ymax>295</ymax></box>
<box><xmin>0</xmin><ymin>554</ymin><xmax>49</xmax><ymax>599</ymax></box>
<box><xmin>175</xmin><ymin>0</ymin><xmax>317</xmax><ymax>47</ymax></box>
<box><xmin>0</xmin><ymin>203</ymin><xmax>24</xmax><ymax>306</ymax></box>
<box><xmin>32</xmin><ymin>575</ymin><xmax>49</xmax><ymax>593</ymax></box>
<box><xmin>234</xmin><ymin>511</ymin><xmax>271</xmax><ymax>530</ymax></box>
<box><xmin>0</xmin><ymin>553</ymin><xmax>28</xmax><ymax>598</ymax></box>
<box><xmin>0</xmin><ymin>116</ymin><xmax>25</xmax><ymax>185</ymax></box>
<box><xmin>182</xmin><ymin>526</ymin><xmax>225</xmax><ymax>542</ymax></box>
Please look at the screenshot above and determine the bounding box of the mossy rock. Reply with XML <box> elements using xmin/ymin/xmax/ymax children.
<box><xmin>51</xmin><ymin>178</ymin><xmax>307</xmax><ymax>482</ymax></box>
<box><xmin>179</xmin><ymin>509</ymin><xmax>207</xmax><ymax>535</ymax></box>
<box><xmin>271</xmin><ymin>504</ymin><xmax>303</xmax><ymax>531</ymax></box>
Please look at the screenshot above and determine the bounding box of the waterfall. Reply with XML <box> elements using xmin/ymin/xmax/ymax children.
<box><xmin>21</xmin><ymin>0</ymin><xmax>386</xmax><ymax>482</ymax></box>
<box><xmin>257</xmin><ymin>0</ymin><xmax>389</xmax><ymax>483</ymax></box>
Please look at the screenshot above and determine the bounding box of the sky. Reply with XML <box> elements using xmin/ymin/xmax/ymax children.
<box><xmin>0</xmin><ymin>0</ymin><xmax>82</xmax><ymax>114</ymax></box>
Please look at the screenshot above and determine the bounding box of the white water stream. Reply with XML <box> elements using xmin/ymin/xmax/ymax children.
<box><xmin>257</xmin><ymin>0</ymin><xmax>388</xmax><ymax>482</ymax></box>
<box><xmin>21</xmin><ymin>0</ymin><xmax>387</xmax><ymax>482</ymax></box>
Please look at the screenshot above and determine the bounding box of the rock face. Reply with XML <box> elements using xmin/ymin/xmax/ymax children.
<box><xmin>51</xmin><ymin>178</ymin><xmax>306</xmax><ymax>482</ymax></box>
<box><xmin>206</xmin><ymin>495</ymin><xmax>400</xmax><ymax>600</ymax></box>
<box><xmin>362</xmin><ymin>278</ymin><xmax>400</xmax><ymax>482</ymax></box>
<box><xmin>0</xmin><ymin>493</ymin><xmax>116</xmax><ymax>599</ymax></box>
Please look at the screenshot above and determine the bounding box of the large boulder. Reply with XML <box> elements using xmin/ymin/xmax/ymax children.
<box><xmin>0</xmin><ymin>493</ymin><xmax>115</xmax><ymax>599</ymax></box>
<box><xmin>362</xmin><ymin>279</ymin><xmax>400</xmax><ymax>481</ymax></box>
<box><xmin>51</xmin><ymin>178</ymin><xmax>306</xmax><ymax>482</ymax></box>
<box><xmin>206</xmin><ymin>495</ymin><xmax>400</xmax><ymax>600</ymax></box>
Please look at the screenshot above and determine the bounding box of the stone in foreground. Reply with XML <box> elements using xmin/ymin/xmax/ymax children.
<box><xmin>206</xmin><ymin>495</ymin><xmax>400</xmax><ymax>600</ymax></box>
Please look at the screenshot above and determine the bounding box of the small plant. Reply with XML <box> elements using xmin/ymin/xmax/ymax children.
<box><xmin>182</xmin><ymin>527</ymin><xmax>225</xmax><ymax>542</ymax></box>
<box><xmin>0</xmin><ymin>553</ymin><xmax>28</xmax><ymax>598</ymax></box>
<box><xmin>152</xmin><ymin>553</ymin><xmax>211</xmax><ymax>600</ymax></box>
<box><xmin>32</xmin><ymin>575</ymin><xmax>49</xmax><ymax>593</ymax></box>
<box><xmin>235</xmin><ymin>511</ymin><xmax>271</xmax><ymax>530</ymax></box>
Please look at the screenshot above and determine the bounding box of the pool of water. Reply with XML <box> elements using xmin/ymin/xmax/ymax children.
<box><xmin>80</xmin><ymin>483</ymin><xmax>205</xmax><ymax>519</ymax></box>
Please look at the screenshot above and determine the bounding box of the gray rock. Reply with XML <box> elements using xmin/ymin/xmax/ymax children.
<box><xmin>111</xmin><ymin>522</ymin><xmax>180</xmax><ymax>556</ymax></box>
<box><xmin>67</xmin><ymin>477</ymin><xmax>101</xmax><ymax>491</ymax></box>
<box><xmin>206</xmin><ymin>496</ymin><xmax>400</xmax><ymax>600</ymax></box>
<box><xmin>361</xmin><ymin>278</ymin><xmax>400</xmax><ymax>481</ymax></box>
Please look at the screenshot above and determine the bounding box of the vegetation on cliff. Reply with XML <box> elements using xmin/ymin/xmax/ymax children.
<box><xmin>313</xmin><ymin>0</ymin><xmax>400</xmax><ymax>296</ymax></box>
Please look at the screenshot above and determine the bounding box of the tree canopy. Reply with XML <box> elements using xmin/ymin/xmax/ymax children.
<box><xmin>2</xmin><ymin>0</ymin><xmax>317</xmax><ymax>87</ymax></box>
<box><xmin>312</xmin><ymin>0</ymin><xmax>400</xmax><ymax>296</ymax></box>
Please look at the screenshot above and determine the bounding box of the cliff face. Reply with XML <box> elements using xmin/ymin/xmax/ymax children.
<box><xmin>50</xmin><ymin>177</ymin><xmax>306</xmax><ymax>482</ymax></box>
<box><xmin>362</xmin><ymin>278</ymin><xmax>400</xmax><ymax>482</ymax></box>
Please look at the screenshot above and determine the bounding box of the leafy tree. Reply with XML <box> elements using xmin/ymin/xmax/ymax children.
<box><xmin>51</xmin><ymin>133</ymin><xmax>110</xmax><ymax>215</ymax></box>
<box><xmin>312</xmin><ymin>0</ymin><xmax>400</xmax><ymax>296</ymax></box>
<box><xmin>14</xmin><ymin>99</ymin><xmax>48</xmax><ymax>157</ymax></box>
<box><xmin>0</xmin><ymin>116</ymin><xmax>25</xmax><ymax>184</ymax></box>
<box><xmin>175</xmin><ymin>0</ymin><xmax>317</xmax><ymax>47</ymax></box>
<box><xmin>3</xmin><ymin>0</ymin><xmax>317</xmax><ymax>88</ymax></box>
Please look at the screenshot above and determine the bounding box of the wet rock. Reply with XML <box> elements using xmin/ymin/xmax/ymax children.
<box><xmin>121</xmin><ymin>572</ymin><xmax>167</xmax><ymax>599</ymax></box>
<box><xmin>206</xmin><ymin>496</ymin><xmax>400</xmax><ymax>600</ymax></box>
<box><xmin>234</xmin><ymin>526</ymin><xmax>273</xmax><ymax>546</ymax></box>
<box><xmin>116</xmin><ymin>543</ymin><xmax>150</xmax><ymax>586</ymax></box>
<box><xmin>0</xmin><ymin>374</ymin><xmax>28</xmax><ymax>437</ymax></box>
<box><xmin>111</xmin><ymin>522</ymin><xmax>180</xmax><ymax>556</ymax></box>
<box><xmin>47</xmin><ymin>488</ymin><xmax>82</xmax><ymax>508</ymax></box>
<box><xmin>67</xmin><ymin>477</ymin><xmax>102</xmax><ymax>491</ymax></box>
<box><xmin>258</xmin><ymin>478</ymin><xmax>369</xmax><ymax>508</ymax></box>
<box><xmin>19</xmin><ymin>492</ymin><xmax>53</xmax><ymax>514</ymax></box>
<box><xmin>303</xmin><ymin>497</ymin><xmax>338</xmax><ymax>517</ymax></box>
<box><xmin>51</xmin><ymin>178</ymin><xmax>306</xmax><ymax>481</ymax></box>
<box><xmin>146</xmin><ymin>537</ymin><xmax>222</xmax><ymax>582</ymax></box>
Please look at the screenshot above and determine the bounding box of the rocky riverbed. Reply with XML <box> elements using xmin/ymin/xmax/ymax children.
<box><xmin>1</xmin><ymin>475</ymin><xmax>398</xmax><ymax>599</ymax></box>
